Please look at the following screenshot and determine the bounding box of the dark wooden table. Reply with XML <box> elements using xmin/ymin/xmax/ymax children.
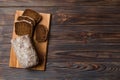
<box><xmin>0</xmin><ymin>0</ymin><xmax>120</xmax><ymax>80</ymax></box>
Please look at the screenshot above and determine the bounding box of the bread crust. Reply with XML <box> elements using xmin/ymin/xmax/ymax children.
<box><xmin>22</xmin><ymin>9</ymin><xmax>42</xmax><ymax>24</ymax></box>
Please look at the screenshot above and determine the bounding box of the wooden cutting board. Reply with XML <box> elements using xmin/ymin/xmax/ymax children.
<box><xmin>9</xmin><ymin>10</ymin><xmax>51</xmax><ymax>70</ymax></box>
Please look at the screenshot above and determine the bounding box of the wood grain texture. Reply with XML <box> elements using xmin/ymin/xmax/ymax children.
<box><xmin>0</xmin><ymin>0</ymin><xmax>120</xmax><ymax>80</ymax></box>
<box><xmin>0</xmin><ymin>6</ymin><xmax>120</xmax><ymax>26</ymax></box>
<box><xmin>0</xmin><ymin>0</ymin><xmax>120</xmax><ymax>6</ymax></box>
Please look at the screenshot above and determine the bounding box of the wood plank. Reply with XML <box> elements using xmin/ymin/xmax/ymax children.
<box><xmin>1</xmin><ymin>62</ymin><xmax>120</xmax><ymax>80</ymax></box>
<box><xmin>0</xmin><ymin>6</ymin><xmax>120</xmax><ymax>26</ymax></box>
<box><xmin>1</xmin><ymin>12</ymin><xmax>120</xmax><ymax>26</ymax></box>
<box><xmin>53</xmin><ymin>13</ymin><xmax>120</xmax><ymax>25</ymax></box>
<box><xmin>0</xmin><ymin>0</ymin><xmax>120</xmax><ymax>6</ymax></box>
<box><xmin>50</xmin><ymin>25</ymin><xmax>120</xmax><ymax>33</ymax></box>
<box><xmin>1</xmin><ymin>13</ymin><xmax>120</xmax><ymax>25</ymax></box>
<box><xmin>47</xmin><ymin>52</ymin><xmax>120</xmax><ymax>62</ymax></box>
<box><xmin>0</xmin><ymin>6</ymin><xmax>120</xmax><ymax>14</ymax></box>
<box><xmin>9</xmin><ymin>10</ymin><xmax>51</xmax><ymax>70</ymax></box>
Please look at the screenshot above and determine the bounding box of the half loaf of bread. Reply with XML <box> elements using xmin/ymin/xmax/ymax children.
<box><xmin>11</xmin><ymin>35</ymin><xmax>39</xmax><ymax>68</ymax></box>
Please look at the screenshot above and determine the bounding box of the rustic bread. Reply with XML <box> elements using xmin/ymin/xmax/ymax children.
<box><xmin>11</xmin><ymin>35</ymin><xmax>39</xmax><ymax>68</ymax></box>
<box><xmin>15</xmin><ymin>21</ymin><xmax>33</xmax><ymax>37</ymax></box>
<box><xmin>22</xmin><ymin>9</ymin><xmax>42</xmax><ymax>24</ymax></box>
<box><xmin>17</xmin><ymin>16</ymin><xmax>35</xmax><ymax>26</ymax></box>
<box><xmin>35</xmin><ymin>24</ymin><xmax>48</xmax><ymax>42</ymax></box>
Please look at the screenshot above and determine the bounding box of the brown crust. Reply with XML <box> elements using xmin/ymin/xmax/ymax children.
<box><xmin>35</xmin><ymin>24</ymin><xmax>48</xmax><ymax>42</ymax></box>
<box><xmin>22</xmin><ymin>9</ymin><xmax>42</xmax><ymax>24</ymax></box>
<box><xmin>17</xmin><ymin>16</ymin><xmax>35</xmax><ymax>26</ymax></box>
<box><xmin>15</xmin><ymin>21</ymin><xmax>33</xmax><ymax>37</ymax></box>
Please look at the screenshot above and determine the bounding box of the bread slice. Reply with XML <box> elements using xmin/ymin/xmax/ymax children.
<box><xmin>35</xmin><ymin>24</ymin><xmax>48</xmax><ymax>42</ymax></box>
<box><xmin>11</xmin><ymin>35</ymin><xmax>39</xmax><ymax>68</ymax></box>
<box><xmin>22</xmin><ymin>9</ymin><xmax>42</xmax><ymax>24</ymax></box>
<box><xmin>17</xmin><ymin>16</ymin><xmax>35</xmax><ymax>26</ymax></box>
<box><xmin>15</xmin><ymin>21</ymin><xmax>33</xmax><ymax>37</ymax></box>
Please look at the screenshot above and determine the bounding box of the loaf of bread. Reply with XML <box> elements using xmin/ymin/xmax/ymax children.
<box><xmin>11</xmin><ymin>35</ymin><xmax>39</xmax><ymax>68</ymax></box>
